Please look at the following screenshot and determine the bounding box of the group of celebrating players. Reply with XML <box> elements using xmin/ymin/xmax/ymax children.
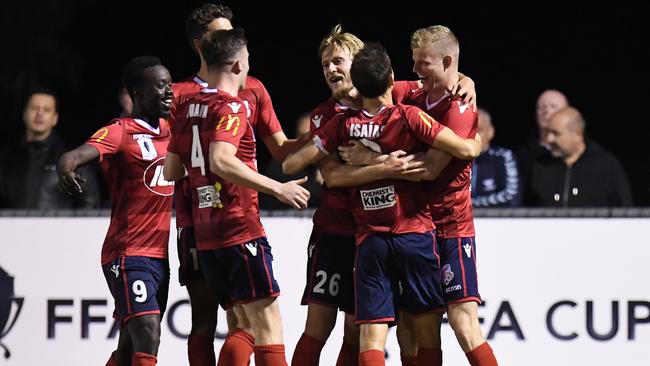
<box><xmin>56</xmin><ymin>3</ymin><xmax>499</xmax><ymax>366</ymax></box>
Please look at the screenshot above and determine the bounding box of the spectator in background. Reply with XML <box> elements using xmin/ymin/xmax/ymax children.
<box><xmin>259</xmin><ymin>112</ymin><xmax>322</xmax><ymax>210</ymax></box>
<box><xmin>523</xmin><ymin>106</ymin><xmax>632</xmax><ymax>207</ymax></box>
<box><xmin>518</xmin><ymin>89</ymin><xmax>569</xmax><ymax>179</ymax></box>
<box><xmin>471</xmin><ymin>108</ymin><xmax>521</xmax><ymax>207</ymax></box>
<box><xmin>0</xmin><ymin>89</ymin><xmax>100</xmax><ymax>209</ymax></box>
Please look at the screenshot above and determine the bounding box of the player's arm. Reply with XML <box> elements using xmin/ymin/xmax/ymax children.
<box><xmin>163</xmin><ymin>152</ymin><xmax>187</xmax><ymax>181</ymax></box>
<box><xmin>57</xmin><ymin>144</ymin><xmax>100</xmax><ymax>195</ymax></box>
<box><xmin>210</xmin><ymin>141</ymin><xmax>310</xmax><ymax>209</ymax></box>
<box><xmin>281</xmin><ymin>138</ymin><xmax>327</xmax><ymax>175</ymax></box>
<box><xmin>452</xmin><ymin>72</ymin><xmax>477</xmax><ymax>107</ymax></box>
<box><xmin>319</xmin><ymin>151</ymin><xmax>426</xmax><ymax>188</ymax></box>
<box><xmin>262</xmin><ymin>131</ymin><xmax>312</xmax><ymax>162</ymax></box>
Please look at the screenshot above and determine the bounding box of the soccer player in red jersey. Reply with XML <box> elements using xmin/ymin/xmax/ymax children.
<box><xmin>164</xmin><ymin>29</ymin><xmax>309</xmax><ymax>366</ymax></box>
<box><xmin>290</xmin><ymin>24</ymin><xmax>478</xmax><ymax>366</ymax></box>
<box><xmin>57</xmin><ymin>56</ymin><xmax>174</xmax><ymax>366</ymax></box>
<box><xmin>284</xmin><ymin>43</ymin><xmax>482</xmax><ymax>366</ymax></box>
<box><xmin>340</xmin><ymin>26</ymin><xmax>499</xmax><ymax>366</ymax></box>
<box><xmin>172</xmin><ymin>5</ymin><xmax>303</xmax><ymax>366</ymax></box>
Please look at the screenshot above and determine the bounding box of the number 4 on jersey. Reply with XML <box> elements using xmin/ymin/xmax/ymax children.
<box><xmin>191</xmin><ymin>125</ymin><xmax>205</xmax><ymax>176</ymax></box>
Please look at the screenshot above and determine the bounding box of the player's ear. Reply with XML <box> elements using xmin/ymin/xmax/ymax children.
<box><xmin>232</xmin><ymin>60</ymin><xmax>242</xmax><ymax>74</ymax></box>
<box><xmin>389</xmin><ymin>69</ymin><xmax>395</xmax><ymax>86</ymax></box>
<box><xmin>443</xmin><ymin>55</ymin><xmax>453</xmax><ymax>70</ymax></box>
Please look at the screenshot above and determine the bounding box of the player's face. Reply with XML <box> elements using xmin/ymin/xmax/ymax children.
<box><xmin>236</xmin><ymin>46</ymin><xmax>250</xmax><ymax>90</ymax></box>
<box><xmin>138</xmin><ymin>65</ymin><xmax>173</xmax><ymax>119</ymax></box>
<box><xmin>23</xmin><ymin>93</ymin><xmax>58</xmax><ymax>136</ymax></box>
<box><xmin>536</xmin><ymin>91</ymin><xmax>568</xmax><ymax>129</ymax></box>
<box><xmin>412</xmin><ymin>46</ymin><xmax>445</xmax><ymax>93</ymax></box>
<box><xmin>544</xmin><ymin>115</ymin><xmax>581</xmax><ymax>158</ymax></box>
<box><xmin>321</xmin><ymin>45</ymin><xmax>354</xmax><ymax>100</ymax></box>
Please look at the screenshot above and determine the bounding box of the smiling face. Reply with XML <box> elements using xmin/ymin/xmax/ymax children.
<box><xmin>411</xmin><ymin>45</ymin><xmax>446</xmax><ymax>94</ymax></box>
<box><xmin>137</xmin><ymin>65</ymin><xmax>173</xmax><ymax>119</ymax></box>
<box><xmin>321</xmin><ymin>44</ymin><xmax>355</xmax><ymax>100</ymax></box>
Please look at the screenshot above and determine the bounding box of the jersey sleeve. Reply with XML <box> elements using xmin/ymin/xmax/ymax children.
<box><xmin>85</xmin><ymin>121</ymin><xmax>124</xmax><ymax>161</ymax></box>
<box><xmin>402</xmin><ymin>106</ymin><xmax>445</xmax><ymax>146</ymax></box>
<box><xmin>251</xmin><ymin>80</ymin><xmax>282</xmax><ymax>138</ymax></box>
<box><xmin>313</xmin><ymin>114</ymin><xmax>344</xmax><ymax>154</ymax></box>
<box><xmin>392</xmin><ymin>80</ymin><xmax>420</xmax><ymax>103</ymax></box>
<box><xmin>443</xmin><ymin>100</ymin><xmax>478</xmax><ymax>138</ymax></box>
<box><xmin>211</xmin><ymin>99</ymin><xmax>249</xmax><ymax>148</ymax></box>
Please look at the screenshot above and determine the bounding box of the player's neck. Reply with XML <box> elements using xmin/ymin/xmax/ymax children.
<box><xmin>197</xmin><ymin>62</ymin><xmax>210</xmax><ymax>83</ymax></box>
<box><xmin>206</xmin><ymin>73</ymin><xmax>239</xmax><ymax>97</ymax></box>
<box><xmin>132</xmin><ymin>107</ymin><xmax>160</xmax><ymax>129</ymax></box>
<box><xmin>427</xmin><ymin>73</ymin><xmax>458</xmax><ymax>103</ymax></box>
<box><xmin>363</xmin><ymin>91</ymin><xmax>393</xmax><ymax>114</ymax></box>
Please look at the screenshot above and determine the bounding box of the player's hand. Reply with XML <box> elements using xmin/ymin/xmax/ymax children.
<box><xmin>451</xmin><ymin>76</ymin><xmax>477</xmax><ymax>111</ymax></box>
<box><xmin>57</xmin><ymin>171</ymin><xmax>86</xmax><ymax>196</ymax></box>
<box><xmin>276</xmin><ymin>176</ymin><xmax>311</xmax><ymax>210</ymax></box>
<box><xmin>383</xmin><ymin>151</ymin><xmax>426</xmax><ymax>180</ymax></box>
<box><xmin>470</xmin><ymin>133</ymin><xmax>483</xmax><ymax>158</ymax></box>
<box><xmin>338</xmin><ymin>140</ymin><xmax>376</xmax><ymax>166</ymax></box>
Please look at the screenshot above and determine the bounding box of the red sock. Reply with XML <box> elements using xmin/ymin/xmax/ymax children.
<box><xmin>254</xmin><ymin>344</ymin><xmax>288</xmax><ymax>366</ymax></box>
<box><xmin>290</xmin><ymin>333</ymin><xmax>325</xmax><ymax>366</ymax></box>
<box><xmin>466</xmin><ymin>342</ymin><xmax>498</xmax><ymax>366</ymax></box>
<box><xmin>188</xmin><ymin>333</ymin><xmax>216</xmax><ymax>366</ymax></box>
<box><xmin>401</xmin><ymin>354</ymin><xmax>416</xmax><ymax>366</ymax></box>
<box><xmin>218</xmin><ymin>329</ymin><xmax>255</xmax><ymax>366</ymax></box>
<box><xmin>105</xmin><ymin>351</ymin><xmax>119</xmax><ymax>366</ymax></box>
<box><xmin>132</xmin><ymin>352</ymin><xmax>157</xmax><ymax>366</ymax></box>
<box><xmin>335</xmin><ymin>340</ymin><xmax>359</xmax><ymax>366</ymax></box>
<box><xmin>416</xmin><ymin>347</ymin><xmax>442</xmax><ymax>366</ymax></box>
<box><xmin>359</xmin><ymin>350</ymin><xmax>384</xmax><ymax>366</ymax></box>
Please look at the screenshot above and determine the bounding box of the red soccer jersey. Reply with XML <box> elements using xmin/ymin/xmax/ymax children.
<box><xmin>169</xmin><ymin>89</ymin><xmax>267</xmax><ymax>251</ymax></box>
<box><xmin>401</xmin><ymin>88</ymin><xmax>478</xmax><ymax>238</ymax></box>
<box><xmin>308</xmin><ymin>98</ymin><xmax>357</xmax><ymax>236</ymax></box>
<box><xmin>170</xmin><ymin>76</ymin><xmax>282</xmax><ymax>228</ymax></box>
<box><xmin>86</xmin><ymin>118</ymin><xmax>174</xmax><ymax>265</ymax></box>
<box><xmin>314</xmin><ymin>104</ymin><xmax>444</xmax><ymax>244</ymax></box>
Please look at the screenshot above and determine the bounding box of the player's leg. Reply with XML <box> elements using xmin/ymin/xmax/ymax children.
<box><xmin>396</xmin><ymin>311</ymin><xmax>418</xmax><ymax>366</ymax></box>
<box><xmin>395</xmin><ymin>232</ymin><xmax>445</xmax><ymax>366</ymax></box>
<box><xmin>178</xmin><ymin>226</ymin><xmax>219</xmax><ymax>366</ymax></box>
<box><xmin>355</xmin><ymin>234</ymin><xmax>396</xmax><ymax>366</ymax></box>
<box><xmin>293</xmin><ymin>231</ymin><xmax>356</xmax><ymax>366</ymax></box>
<box><xmin>440</xmin><ymin>237</ymin><xmax>498</xmax><ymax>366</ymax></box>
<box><xmin>126</xmin><ymin>313</ymin><xmax>162</xmax><ymax>364</ymax></box>
<box><xmin>218</xmin><ymin>305</ymin><xmax>255</xmax><ymax>366</ymax></box>
<box><xmin>335</xmin><ymin>313</ymin><xmax>360</xmax><ymax>366</ymax></box>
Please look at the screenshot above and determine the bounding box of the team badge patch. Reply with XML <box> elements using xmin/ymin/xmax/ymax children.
<box><xmin>133</xmin><ymin>134</ymin><xmax>158</xmax><ymax>160</ymax></box>
<box><xmin>442</xmin><ymin>264</ymin><xmax>454</xmax><ymax>286</ymax></box>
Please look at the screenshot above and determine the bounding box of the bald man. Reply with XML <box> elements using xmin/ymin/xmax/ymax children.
<box><xmin>471</xmin><ymin>108</ymin><xmax>521</xmax><ymax>207</ymax></box>
<box><xmin>536</xmin><ymin>89</ymin><xmax>569</xmax><ymax>147</ymax></box>
<box><xmin>524</xmin><ymin>106</ymin><xmax>632</xmax><ymax>207</ymax></box>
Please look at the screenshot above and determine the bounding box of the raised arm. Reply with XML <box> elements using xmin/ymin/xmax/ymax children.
<box><xmin>57</xmin><ymin>144</ymin><xmax>100</xmax><ymax>195</ymax></box>
<box><xmin>211</xmin><ymin>141</ymin><xmax>310</xmax><ymax>209</ymax></box>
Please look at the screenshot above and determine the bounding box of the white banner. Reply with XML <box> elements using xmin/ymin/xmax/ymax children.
<box><xmin>0</xmin><ymin>217</ymin><xmax>648</xmax><ymax>365</ymax></box>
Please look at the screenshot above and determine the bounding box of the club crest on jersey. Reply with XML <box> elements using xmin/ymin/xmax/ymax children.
<box><xmin>442</xmin><ymin>264</ymin><xmax>454</xmax><ymax>286</ymax></box>
<box><xmin>197</xmin><ymin>182</ymin><xmax>223</xmax><ymax>209</ymax></box>
<box><xmin>360</xmin><ymin>186</ymin><xmax>395</xmax><ymax>210</ymax></box>
<box><xmin>311</xmin><ymin>114</ymin><xmax>323</xmax><ymax>128</ymax></box>
<box><xmin>133</xmin><ymin>134</ymin><xmax>157</xmax><ymax>160</ymax></box>
<box><xmin>143</xmin><ymin>157</ymin><xmax>174</xmax><ymax>196</ymax></box>
<box><xmin>349</xmin><ymin>122</ymin><xmax>384</xmax><ymax>139</ymax></box>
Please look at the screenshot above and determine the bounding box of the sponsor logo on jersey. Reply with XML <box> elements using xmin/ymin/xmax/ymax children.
<box><xmin>463</xmin><ymin>243</ymin><xmax>472</xmax><ymax>258</ymax></box>
<box><xmin>227</xmin><ymin>102</ymin><xmax>242</xmax><ymax>114</ymax></box>
<box><xmin>91</xmin><ymin>128</ymin><xmax>109</xmax><ymax>143</ymax></box>
<box><xmin>349</xmin><ymin>122</ymin><xmax>384</xmax><ymax>138</ymax></box>
<box><xmin>360</xmin><ymin>186</ymin><xmax>395</xmax><ymax>210</ymax></box>
<box><xmin>142</xmin><ymin>157</ymin><xmax>174</xmax><ymax>196</ymax></box>
<box><xmin>134</xmin><ymin>135</ymin><xmax>157</xmax><ymax>160</ymax></box>
<box><xmin>216</xmin><ymin>114</ymin><xmax>241</xmax><ymax>136</ymax></box>
<box><xmin>311</xmin><ymin>114</ymin><xmax>323</xmax><ymax>128</ymax></box>
<box><xmin>197</xmin><ymin>182</ymin><xmax>223</xmax><ymax>209</ymax></box>
<box><xmin>445</xmin><ymin>284</ymin><xmax>462</xmax><ymax>293</ymax></box>
<box><xmin>442</xmin><ymin>264</ymin><xmax>454</xmax><ymax>286</ymax></box>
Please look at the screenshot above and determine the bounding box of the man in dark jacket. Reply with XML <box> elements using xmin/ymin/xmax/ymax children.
<box><xmin>0</xmin><ymin>89</ymin><xmax>100</xmax><ymax>209</ymax></box>
<box><xmin>523</xmin><ymin>106</ymin><xmax>632</xmax><ymax>207</ymax></box>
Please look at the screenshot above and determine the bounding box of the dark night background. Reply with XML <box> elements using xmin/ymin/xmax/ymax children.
<box><xmin>1</xmin><ymin>1</ymin><xmax>648</xmax><ymax>204</ymax></box>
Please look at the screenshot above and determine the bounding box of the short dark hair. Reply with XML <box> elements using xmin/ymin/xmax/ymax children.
<box><xmin>25</xmin><ymin>86</ymin><xmax>58</xmax><ymax>111</ymax></box>
<box><xmin>122</xmin><ymin>56</ymin><xmax>162</xmax><ymax>98</ymax></box>
<box><xmin>200</xmin><ymin>28</ymin><xmax>247</xmax><ymax>70</ymax></box>
<box><xmin>350</xmin><ymin>42</ymin><xmax>392</xmax><ymax>99</ymax></box>
<box><xmin>185</xmin><ymin>3</ymin><xmax>234</xmax><ymax>50</ymax></box>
